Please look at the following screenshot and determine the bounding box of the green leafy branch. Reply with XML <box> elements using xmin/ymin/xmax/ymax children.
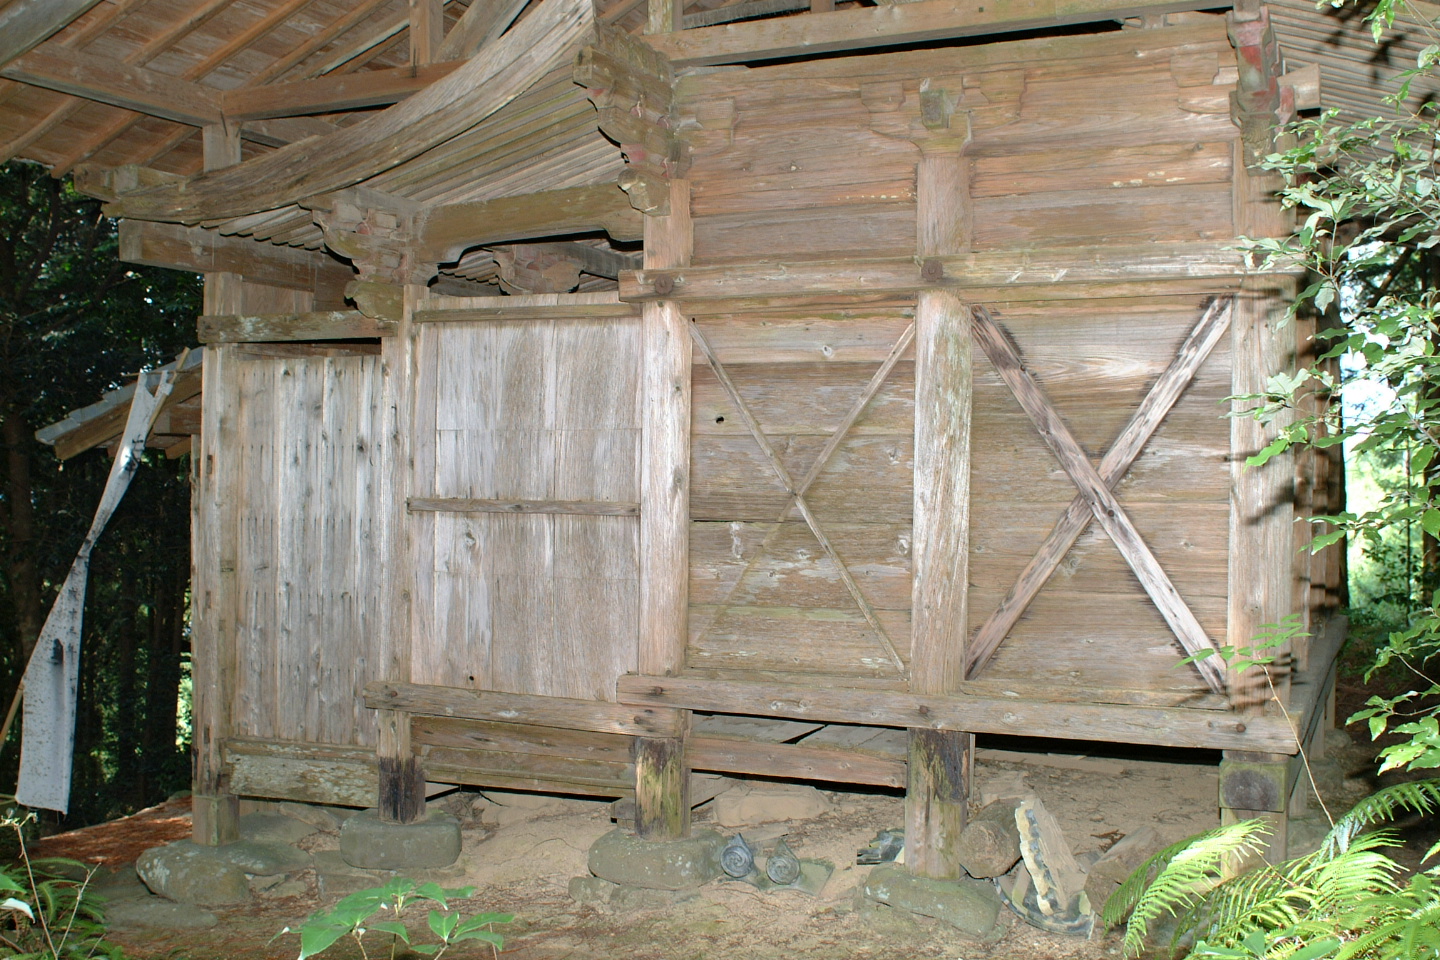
<box><xmin>281</xmin><ymin>877</ymin><xmax>511</xmax><ymax>960</ymax></box>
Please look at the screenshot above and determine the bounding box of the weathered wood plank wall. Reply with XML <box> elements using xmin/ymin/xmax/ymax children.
<box><xmin>675</xmin><ymin>18</ymin><xmax>1242</xmax><ymax>699</ymax></box>
<box><xmin>408</xmin><ymin>314</ymin><xmax>643</xmax><ymax>701</ymax></box>
<box><xmin>222</xmin><ymin>351</ymin><xmax>392</xmax><ymax>748</ymax></box>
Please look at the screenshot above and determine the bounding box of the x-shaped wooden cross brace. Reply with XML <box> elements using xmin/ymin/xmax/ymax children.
<box><xmin>965</xmin><ymin>298</ymin><xmax>1235</xmax><ymax>693</ymax></box>
<box><xmin>689</xmin><ymin>319</ymin><xmax>915</xmax><ymax>677</ymax></box>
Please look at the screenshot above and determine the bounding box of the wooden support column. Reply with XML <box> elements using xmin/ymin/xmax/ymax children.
<box><xmin>647</xmin><ymin>0</ymin><xmax>684</xmax><ymax>35</ymax></box>
<box><xmin>906</xmin><ymin>120</ymin><xmax>974</xmax><ymax>880</ymax></box>
<box><xmin>410</xmin><ymin>0</ymin><xmax>444</xmax><ymax>67</ymax></box>
<box><xmin>190</xmin><ymin>122</ymin><xmax>244</xmax><ymax>847</ymax></box>
<box><xmin>378</xmin><ymin>281</ymin><xmax>427</xmax><ymax>824</ymax></box>
<box><xmin>1223</xmin><ymin>92</ymin><xmax>1299</xmax><ymax>859</ymax></box>
<box><xmin>635</xmin><ymin>179</ymin><xmax>692</xmax><ymax>840</ymax></box>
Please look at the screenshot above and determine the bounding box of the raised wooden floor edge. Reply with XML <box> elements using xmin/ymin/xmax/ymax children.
<box><xmin>364</xmin><ymin>680</ymin><xmax>685</xmax><ymax>738</ymax></box>
<box><xmin>615</xmin><ymin>674</ymin><xmax>1300</xmax><ymax>753</ymax></box>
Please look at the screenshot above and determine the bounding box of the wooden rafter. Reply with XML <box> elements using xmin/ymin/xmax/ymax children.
<box><xmin>969</xmin><ymin>305</ymin><xmax>1226</xmax><ymax>693</ymax></box>
<box><xmin>0</xmin><ymin>0</ymin><xmax>108</xmax><ymax>68</ymax></box>
<box><xmin>439</xmin><ymin>0</ymin><xmax>532</xmax><ymax>60</ymax></box>
<box><xmin>688</xmin><ymin>319</ymin><xmax>913</xmax><ymax>676</ymax></box>
<box><xmin>50</xmin><ymin>0</ymin><xmax>336</xmax><ymax>173</ymax></box>
<box><xmin>967</xmin><ymin>297</ymin><xmax>1236</xmax><ymax>678</ymax></box>
<box><xmin>0</xmin><ymin>0</ymin><xmax>231</xmax><ymax>164</ymax></box>
<box><xmin>0</xmin><ymin>46</ymin><xmax>222</xmax><ymax>126</ymax></box>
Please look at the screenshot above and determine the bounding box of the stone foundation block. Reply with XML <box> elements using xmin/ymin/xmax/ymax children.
<box><xmin>587</xmin><ymin>828</ymin><xmax>724</xmax><ymax>891</ymax></box>
<box><xmin>861</xmin><ymin>865</ymin><xmax>1004</xmax><ymax>940</ymax></box>
<box><xmin>339</xmin><ymin>809</ymin><xmax>462</xmax><ymax>870</ymax></box>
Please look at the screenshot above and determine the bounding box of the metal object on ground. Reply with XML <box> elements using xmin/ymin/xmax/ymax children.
<box><xmin>721</xmin><ymin>833</ymin><xmax>757</xmax><ymax>878</ymax></box>
<box><xmin>856</xmin><ymin>828</ymin><xmax>905</xmax><ymax>865</ymax></box>
<box><xmin>765</xmin><ymin>838</ymin><xmax>801</xmax><ymax>885</ymax></box>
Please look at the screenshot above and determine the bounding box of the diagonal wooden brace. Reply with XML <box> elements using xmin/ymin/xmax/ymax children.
<box><xmin>689</xmin><ymin>320</ymin><xmax>911</xmax><ymax>675</ymax></box>
<box><xmin>970</xmin><ymin>305</ymin><xmax>1226</xmax><ymax>693</ymax></box>
<box><xmin>968</xmin><ymin>297</ymin><xmax>1234</xmax><ymax>677</ymax></box>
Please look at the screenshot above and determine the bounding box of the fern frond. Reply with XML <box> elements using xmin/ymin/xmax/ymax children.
<box><xmin>1323</xmin><ymin>779</ymin><xmax>1440</xmax><ymax>859</ymax></box>
<box><xmin>1113</xmin><ymin>819</ymin><xmax>1271</xmax><ymax>956</ymax></box>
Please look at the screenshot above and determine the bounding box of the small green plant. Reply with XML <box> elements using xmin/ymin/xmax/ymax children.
<box><xmin>0</xmin><ymin>808</ymin><xmax>122</xmax><ymax>960</ymax></box>
<box><xmin>281</xmin><ymin>876</ymin><xmax>511</xmax><ymax>960</ymax></box>
<box><xmin>1105</xmin><ymin>780</ymin><xmax>1440</xmax><ymax>959</ymax></box>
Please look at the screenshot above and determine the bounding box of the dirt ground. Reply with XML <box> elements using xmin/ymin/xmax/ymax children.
<box><xmin>32</xmin><ymin>726</ymin><xmax>1383</xmax><ymax>960</ymax></box>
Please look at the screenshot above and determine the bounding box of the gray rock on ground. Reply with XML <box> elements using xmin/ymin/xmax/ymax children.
<box><xmin>861</xmin><ymin>864</ymin><xmax>1004</xmax><ymax>940</ymax></box>
<box><xmin>587</xmin><ymin>828</ymin><xmax>725</xmax><ymax>891</ymax></box>
<box><xmin>135</xmin><ymin>842</ymin><xmax>251</xmax><ymax>906</ymax></box>
<box><xmin>339</xmin><ymin>809</ymin><xmax>462</xmax><ymax>870</ymax></box>
<box><xmin>568</xmin><ymin>875</ymin><xmax>618</xmax><ymax>905</ymax></box>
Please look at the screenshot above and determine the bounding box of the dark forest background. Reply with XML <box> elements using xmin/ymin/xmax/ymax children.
<box><xmin>0</xmin><ymin>159</ymin><xmax>199</xmax><ymax>827</ymax></box>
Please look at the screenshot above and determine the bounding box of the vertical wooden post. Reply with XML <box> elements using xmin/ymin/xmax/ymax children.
<box><xmin>635</xmin><ymin>179</ymin><xmax>692</xmax><ymax>840</ymax></box>
<box><xmin>1224</xmin><ymin>140</ymin><xmax>1298</xmax><ymax>863</ymax></box>
<box><xmin>647</xmin><ymin>0</ymin><xmax>684</xmax><ymax>35</ymax></box>
<box><xmin>192</xmin><ymin>344</ymin><xmax>239</xmax><ymax>846</ymax></box>
<box><xmin>410</xmin><ymin>0</ymin><xmax>444</xmax><ymax>67</ymax></box>
<box><xmin>378</xmin><ymin>282</ymin><xmax>427</xmax><ymax>823</ymax></box>
<box><xmin>190</xmin><ymin>121</ymin><xmax>244</xmax><ymax>847</ymax></box>
<box><xmin>906</xmin><ymin>130</ymin><xmax>974</xmax><ymax>880</ymax></box>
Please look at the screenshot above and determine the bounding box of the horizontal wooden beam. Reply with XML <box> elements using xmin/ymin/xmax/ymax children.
<box><xmin>647</xmin><ymin>0</ymin><xmax>1232</xmax><ymax>66</ymax></box>
<box><xmin>223</xmin><ymin>60</ymin><xmax>465</xmax><ymax>121</ymax></box>
<box><xmin>364</xmin><ymin>680</ymin><xmax>684</xmax><ymax>738</ymax></box>
<box><xmin>619</xmin><ymin>242</ymin><xmax>1250</xmax><ymax>302</ymax></box>
<box><xmin>199</xmin><ymin>310</ymin><xmax>395</xmax><ymax>343</ymax></box>
<box><xmin>0</xmin><ymin>45</ymin><xmax>222</xmax><ymax>126</ymax></box>
<box><xmin>407</xmin><ymin>497</ymin><xmax>640</xmax><ymax>516</ymax></box>
<box><xmin>616</xmin><ymin>675</ymin><xmax>1300</xmax><ymax>754</ymax></box>
<box><xmin>118</xmin><ymin>220</ymin><xmax>353</xmax><ymax>294</ymax></box>
<box><xmin>419</xmin><ymin>183</ymin><xmax>645</xmax><ymax>263</ymax></box>
<box><xmin>415</xmin><ymin>292</ymin><xmax>639</xmax><ymax>323</ymax></box>
<box><xmin>224</xmin><ymin>737</ymin><xmax>378</xmax><ymax>806</ymax></box>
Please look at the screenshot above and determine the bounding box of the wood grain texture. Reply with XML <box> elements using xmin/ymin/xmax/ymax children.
<box><xmin>366</xmin><ymin>681</ymin><xmax>683</xmax><ymax>737</ymax></box>
<box><xmin>970</xmin><ymin>306</ymin><xmax>1226</xmax><ymax>693</ymax></box>
<box><xmin>647</xmin><ymin>0</ymin><xmax>1226</xmax><ymax>65</ymax></box>
<box><xmin>907</xmin><ymin>730</ymin><xmax>971</xmax><ymax>879</ymax></box>
<box><xmin>198</xmin><ymin>310</ymin><xmax>395</xmax><ymax>343</ymax></box>
<box><xmin>967</xmin><ymin>297</ymin><xmax>1234</xmax><ymax>676</ymax></box>
<box><xmin>105</xmin><ymin>0</ymin><xmax>595</xmax><ymax>223</ymax></box>
<box><xmin>1228</xmin><ymin>146</ymin><xmax>1299</xmax><ymax>712</ymax></box>
<box><xmin>620</xmin><ymin>243</ymin><xmax>1248</xmax><ymax>302</ymax></box>
<box><xmin>640</xmin><ymin>180</ymin><xmax>693</xmax><ymax>677</ymax></box>
<box><xmin>411</xmin><ymin>314</ymin><xmax>642</xmax><ymax>701</ymax></box>
<box><xmin>616</xmin><ymin>675</ymin><xmax>1298</xmax><ymax>753</ymax></box>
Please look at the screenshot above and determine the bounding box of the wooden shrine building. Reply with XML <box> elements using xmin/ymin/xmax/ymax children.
<box><xmin>11</xmin><ymin>0</ymin><xmax>1433</xmax><ymax>874</ymax></box>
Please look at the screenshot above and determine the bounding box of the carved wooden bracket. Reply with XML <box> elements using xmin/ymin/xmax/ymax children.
<box><xmin>308</xmin><ymin>187</ymin><xmax>437</xmax><ymax>291</ymax></box>
<box><xmin>1227</xmin><ymin>4</ymin><xmax>1296</xmax><ymax>165</ymax></box>
<box><xmin>575</xmin><ymin>25</ymin><xmax>683</xmax><ymax>215</ymax></box>
<box><xmin>492</xmin><ymin>243</ymin><xmax>584</xmax><ymax>294</ymax></box>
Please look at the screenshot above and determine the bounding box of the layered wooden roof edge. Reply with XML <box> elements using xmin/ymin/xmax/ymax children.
<box><xmin>36</xmin><ymin>348</ymin><xmax>203</xmax><ymax>460</ymax></box>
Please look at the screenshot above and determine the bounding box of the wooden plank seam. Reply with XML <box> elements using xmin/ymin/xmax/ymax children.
<box><xmin>687</xmin><ymin>319</ymin><xmax>913</xmax><ymax>676</ymax></box>
<box><xmin>968</xmin><ymin>303</ymin><xmax>1227</xmax><ymax>693</ymax></box>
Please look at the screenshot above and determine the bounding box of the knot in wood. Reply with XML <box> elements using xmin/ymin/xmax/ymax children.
<box><xmin>653</xmin><ymin>273</ymin><xmax>675</xmax><ymax>296</ymax></box>
<box><xmin>920</xmin><ymin>258</ymin><xmax>944</xmax><ymax>283</ymax></box>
